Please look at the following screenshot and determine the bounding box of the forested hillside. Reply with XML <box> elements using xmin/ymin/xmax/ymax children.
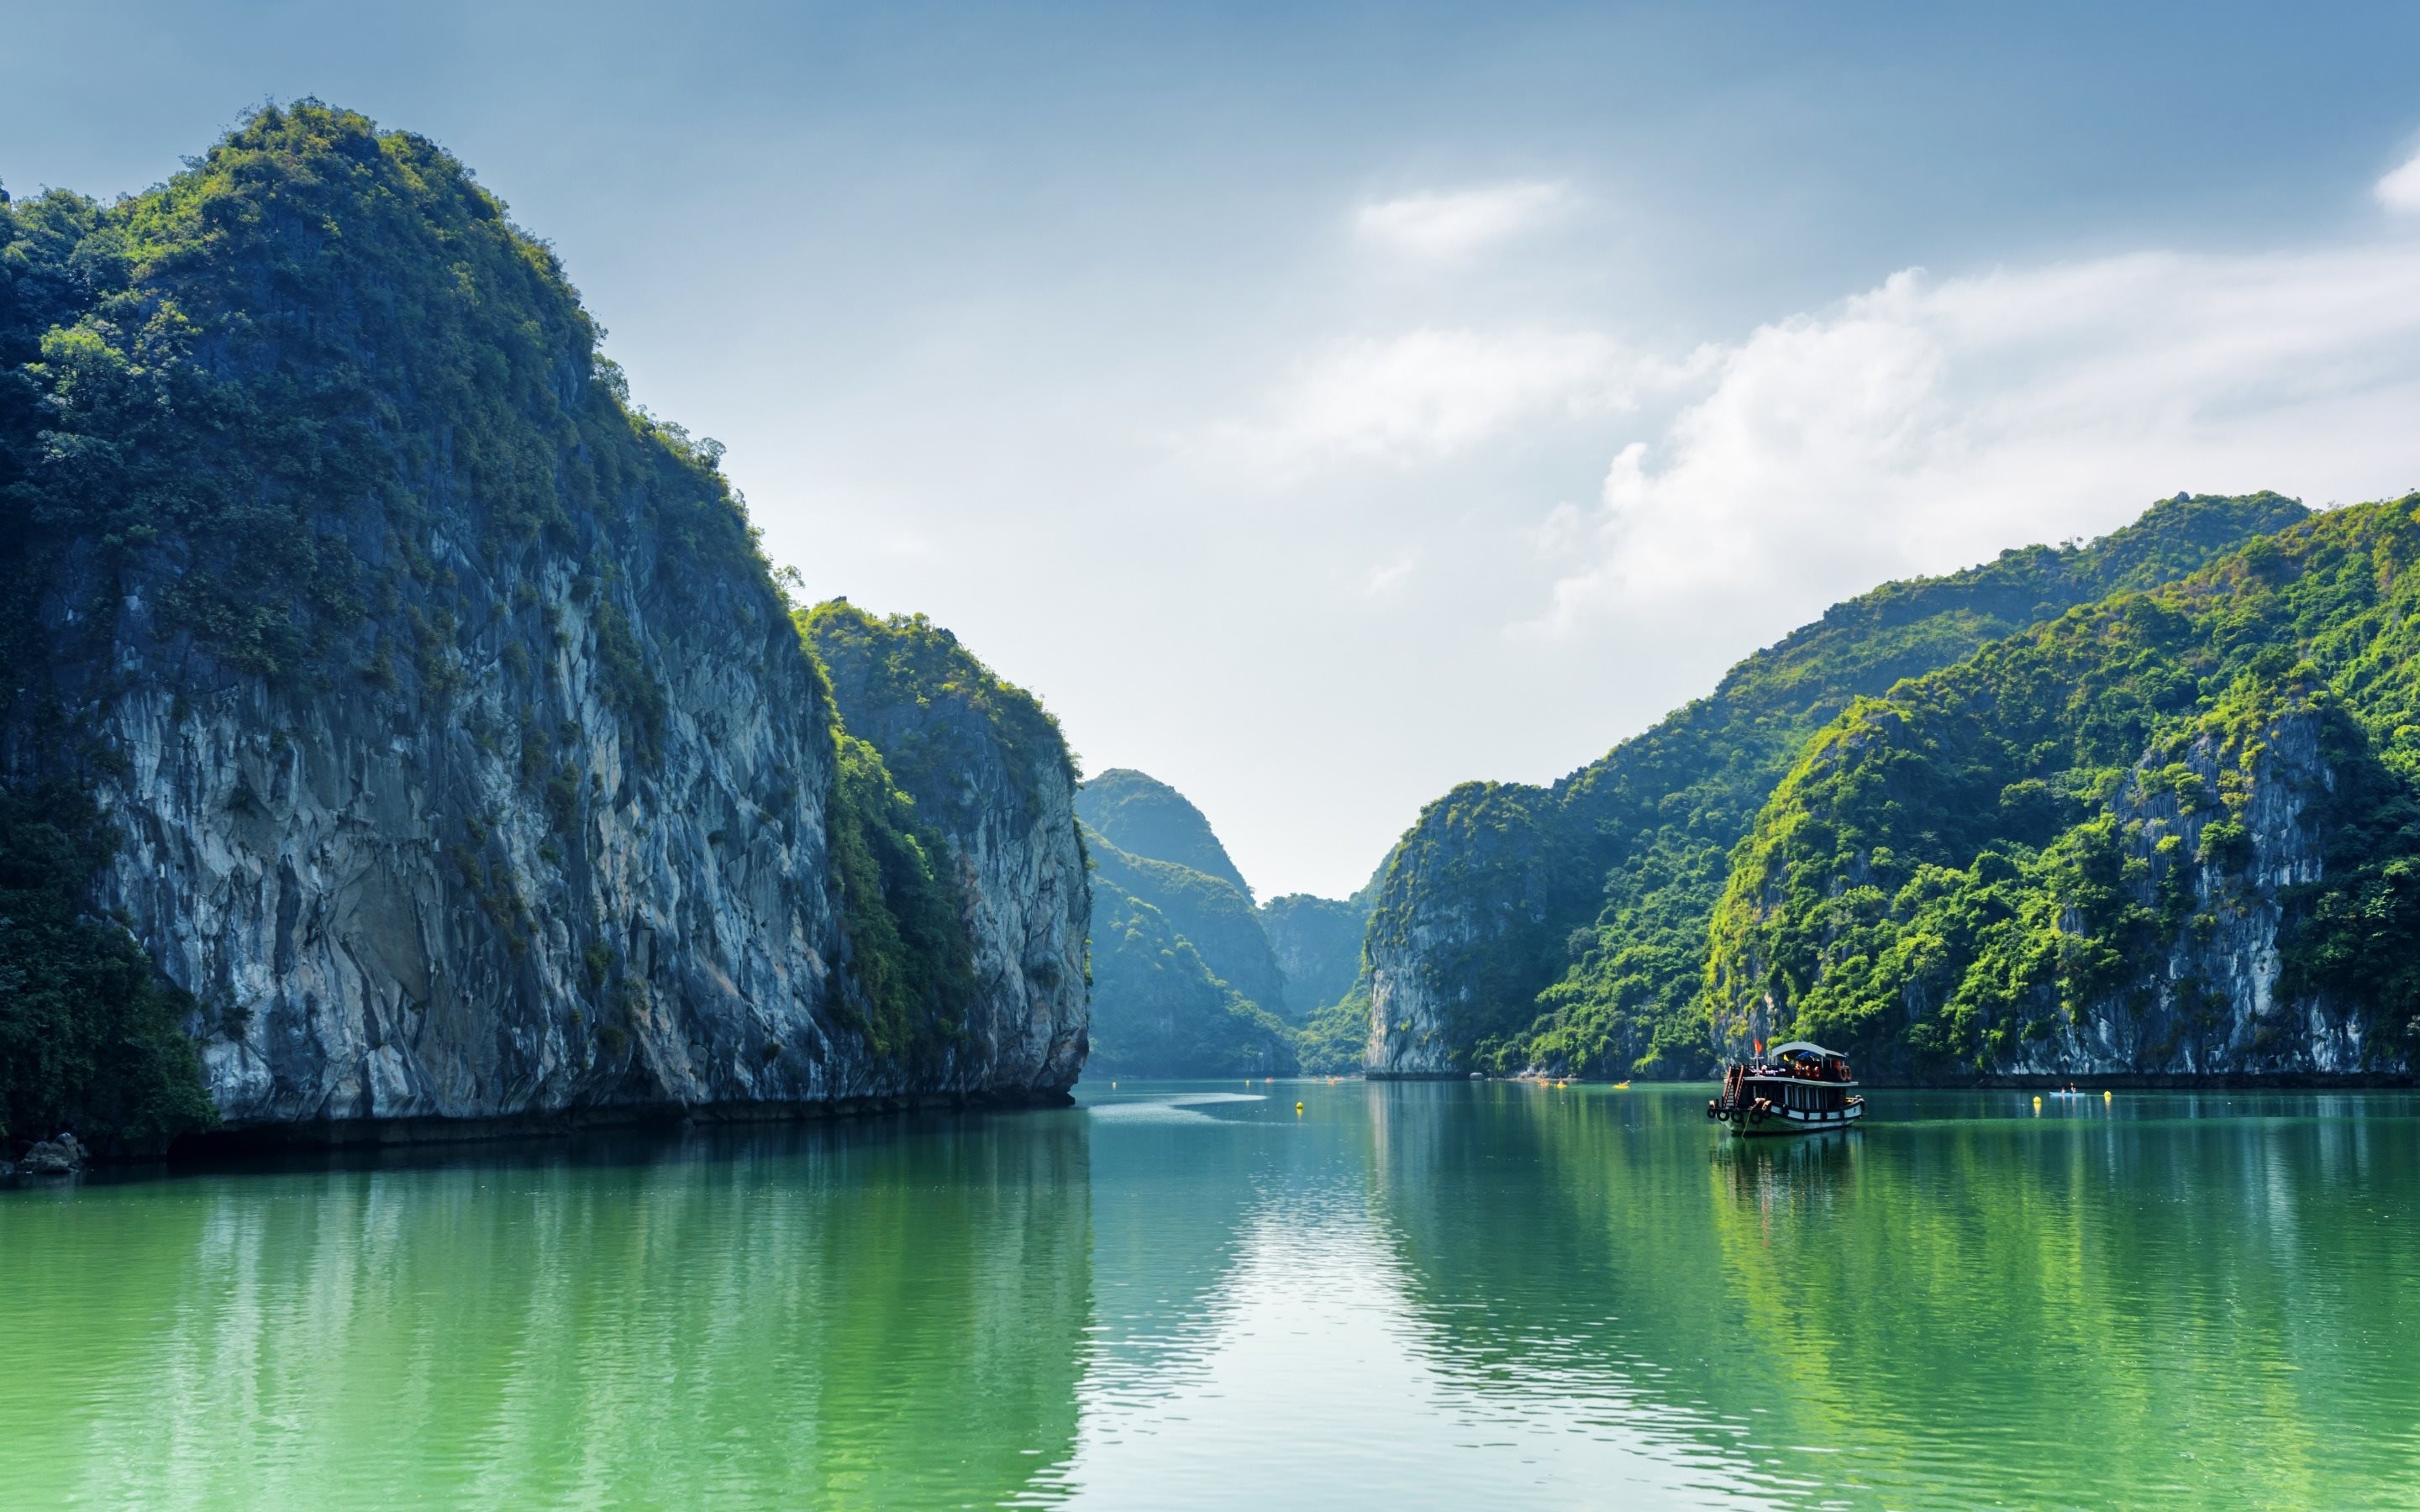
<box><xmin>1074</xmin><ymin>769</ymin><xmax>1386</xmax><ymax>1076</ymax></box>
<box><xmin>1709</xmin><ymin>495</ymin><xmax>2420</xmax><ymax>1077</ymax></box>
<box><xmin>1080</xmin><ymin>771</ymin><xmax>1286</xmax><ymax>1015</ymax></box>
<box><xmin>1363</xmin><ymin>492</ymin><xmax>2312</xmax><ymax>1079</ymax></box>
<box><xmin>1079</xmin><ymin>769</ymin><xmax>1255</xmax><ymax>899</ymax></box>
<box><xmin>1076</xmin><ymin>769</ymin><xmax>1295</xmax><ymax>1074</ymax></box>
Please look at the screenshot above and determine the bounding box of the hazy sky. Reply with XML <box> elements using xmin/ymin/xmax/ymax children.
<box><xmin>10</xmin><ymin>2</ymin><xmax>2420</xmax><ymax>897</ymax></box>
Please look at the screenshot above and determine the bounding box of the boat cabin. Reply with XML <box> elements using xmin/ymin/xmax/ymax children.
<box><xmin>1707</xmin><ymin>1041</ymin><xmax>1865</xmax><ymax>1137</ymax></box>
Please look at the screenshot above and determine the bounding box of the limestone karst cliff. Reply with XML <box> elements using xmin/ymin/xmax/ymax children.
<box><xmin>804</xmin><ymin>602</ymin><xmax>1090</xmax><ymax>1094</ymax></box>
<box><xmin>0</xmin><ymin>104</ymin><xmax>1086</xmax><ymax>1151</ymax></box>
<box><xmin>1706</xmin><ymin>498</ymin><xmax>2420</xmax><ymax>1079</ymax></box>
<box><xmin>1360</xmin><ymin>492</ymin><xmax>2316</xmax><ymax>1080</ymax></box>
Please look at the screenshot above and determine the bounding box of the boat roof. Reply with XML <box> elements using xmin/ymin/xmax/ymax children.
<box><xmin>1768</xmin><ymin>1041</ymin><xmax>1844</xmax><ymax>1061</ymax></box>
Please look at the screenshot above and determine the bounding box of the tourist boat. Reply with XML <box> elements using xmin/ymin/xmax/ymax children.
<box><xmin>1707</xmin><ymin>1041</ymin><xmax>1864</xmax><ymax>1136</ymax></box>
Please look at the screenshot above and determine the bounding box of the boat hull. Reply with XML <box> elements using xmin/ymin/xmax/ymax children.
<box><xmin>1719</xmin><ymin>1103</ymin><xmax>1865</xmax><ymax>1137</ymax></box>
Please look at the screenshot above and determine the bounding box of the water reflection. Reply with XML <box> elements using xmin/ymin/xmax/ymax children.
<box><xmin>1370</xmin><ymin>1084</ymin><xmax>2420</xmax><ymax>1509</ymax></box>
<box><xmin>1053</xmin><ymin>1082</ymin><xmax>1776</xmax><ymax>1507</ymax></box>
<box><xmin>0</xmin><ymin>1118</ymin><xmax>1092</xmax><ymax>1508</ymax></box>
<box><xmin>9</xmin><ymin>1084</ymin><xmax>2420</xmax><ymax>1509</ymax></box>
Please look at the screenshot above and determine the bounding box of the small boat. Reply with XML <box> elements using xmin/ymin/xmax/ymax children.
<box><xmin>1707</xmin><ymin>1041</ymin><xmax>1865</xmax><ymax>1137</ymax></box>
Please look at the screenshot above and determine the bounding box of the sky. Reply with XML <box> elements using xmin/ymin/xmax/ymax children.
<box><xmin>8</xmin><ymin>1</ymin><xmax>2420</xmax><ymax>898</ymax></box>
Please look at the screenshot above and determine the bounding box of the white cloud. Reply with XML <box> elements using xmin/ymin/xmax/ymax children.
<box><xmin>2379</xmin><ymin>146</ymin><xmax>2420</xmax><ymax>214</ymax></box>
<box><xmin>1363</xmin><ymin>554</ymin><xmax>1417</xmax><ymax>597</ymax></box>
<box><xmin>1354</xmin><ymin>181</ymin><xmax>1570</xmax><ymax>260</ymax></box>
<box><xmin>1205</xmin><ymin>327</ymin><xmax>1649</xmax><ymax>472</ymax></box>
<box><xmin>1534</xmin><ymin>243</ymin><xmax>2420</xmax><ymax>629</ymax></box>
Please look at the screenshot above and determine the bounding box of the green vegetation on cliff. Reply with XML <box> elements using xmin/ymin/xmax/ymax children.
<box><xmin>3</xmin><ymin>102</ymin><xmax>758</xmax><ymax>706</ymax></box>
<box><xmin>1367</xmin><ymin>492</ymin><xmax>2312</xmax><ymax>1079</ymax></box>
<box><xmin>1707</xmin><ymin>496</ymin><xmax>2420</xmax><ymax>1074</ymax></box>
<box><xmin>826</xmin><ymin>734</ymin><xmax>981</xmax><ymax>1066</ymax></box>
<box><xmin>805</xmin><ymin>601</ymin><xmax>1075</xmax><ymax>822</ymax></box>
<box><xmin>1296</xmin><ymin>978</ymin><xmax>1376</xmax><ymax>1075</ymax></box>
<box><xmin>2</xmin><ymin>106</ymin><xmax>1080</xmax><ymax>1150</ymax></box>
<box><xmin>804</xmin><ymin>601</ymin><xmax>1083</xmax><ymax>1068</ymax></box>
<box><xmin>1079</xmin><ymin>769</ymin><xmax>1254</xmax><ymax>899</ymax></box>
<box><xmin>0</xmin><ymin>785</ymin><xmax>216</xmax><ymax>1154</ymax></box>
<box><xmin>1086</xmin><ymin>874</ymin><xmax>1294</xmax><ymax>1077</ymax></box>
<box><xmin>0</xmin><ymin>103</ymin><xmax>788</xmax><ymax>1151</ymax></box>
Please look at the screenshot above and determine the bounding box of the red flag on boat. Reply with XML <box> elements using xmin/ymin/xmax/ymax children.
<box><xmin>1754</xmin><ymin>1038</ymin><xmax>1764</xmax><ymax>1055</ymax></box>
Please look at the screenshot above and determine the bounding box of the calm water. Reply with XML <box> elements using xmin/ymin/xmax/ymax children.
<box><xmin>6</xmin><ymin>1082</ymin><xmax>2419</xmax><ymax>1509</ymax></box>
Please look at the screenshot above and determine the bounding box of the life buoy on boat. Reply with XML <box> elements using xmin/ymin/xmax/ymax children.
<box><xmin>1748</xmin><ymin>1105</ymin><xmax>1767</xmax><ymax>1126</ymax></box>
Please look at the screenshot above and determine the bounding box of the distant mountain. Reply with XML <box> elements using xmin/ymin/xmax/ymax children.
<box><xmin>1260</xmin><ymin>862</ymin><xmax>1386</xmax><ymax>1074</ymax></box>
<box><xmin>1361</xmin><ymin>491</ymin><xmax>2314</xmax><ymax>1079</ymax></box>
<box><xmin>1078</xmin><ymin>769</ymin><xmax>1385</xmax><ymax>1077</ymax></box>
<box><xmin>1086</xmin><ymin>874</ymin><xmax>1293</xmax><ymax>1078</ymax></box>
<box><xmin>1078</xmin><ymin>769</ymin><xmax>1255</xmax><ymax>899</ymax></box>
<box><xmin>1086</xmin><ymin>831</ymin><xmax>1289</xmax><ymax>1020</ymax></box>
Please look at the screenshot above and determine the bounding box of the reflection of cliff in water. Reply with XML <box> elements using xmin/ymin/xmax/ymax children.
<box><xmin>1369</xmin><ymin>1084</ymin><xmax>2420</xmax><ymax>1507</ymax></box>
<box><xmin>1363</xmin><ymin>1080</ymin><xmax>1777</xmax><ymax>1497</ymax></box>
<box><xmin>0</xmin><ymin>1116</ymin><xmax>1092</xmax><ymax>1508</ymax></box>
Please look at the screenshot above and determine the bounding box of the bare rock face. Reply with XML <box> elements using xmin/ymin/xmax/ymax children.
<box><xmin>2016</xmin><ymin>713</ymin><xmax>2373</xmax><ymax>1076</ymax></box>
<box><xmin>29</xmin><ymin>544</ymin><xmax>1089</xmax><ymax>1135</ymax></box>
<box><xmin>16</xmin><ymin>1134</ymin><xmax>87</xmax><ymax>1175</ymax></box>
<box><xmin>47</xmin><ymin>535</ymin><xmax>868</xmax><ymax>1129</ymax></box>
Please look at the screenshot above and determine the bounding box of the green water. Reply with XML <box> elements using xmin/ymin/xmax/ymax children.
<box><xmin>5</xmin><ymin>1083</ymin><xmax>2418</xmax><ymax>1509</ymax></box>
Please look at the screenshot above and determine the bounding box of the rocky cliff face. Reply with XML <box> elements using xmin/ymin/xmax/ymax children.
<box><xmin>1702</xmin><ymin>496</ymin><xmax>2420</xmax><ymax>1080</ymax></box>
<box><xmin>1364</xmin><ymin>784</ymin><xmax>1578</xmax><ymax>1077</ymax></box>
<box><xmin>1361</xmin><ymin>493</ymin><xmax>2316</xmax><ymax>1079</ymax></box>
<box><xmin>1713</xmin><ymin>713</ymin><xmax>2376</xmax><ymax>1078</ymax></box>
<box><xmin>49</xmin><ymin>496</ymin><xmax>869</xmax><ymax>1126</ymax></box>
<box><xmin>2008</xmin><ymin>715</ymin><xmax>2369</xmax><ymax>1076</ymax></box>
<box><xmin>0</xmin><ymin>104</ymin><xmax>1086</xmax><ymax>1146</ymax></box>
<box><xmin>806</xmin><ymin>604</ymin><xmax>1090</xmax><ymax>1094</ymax></box>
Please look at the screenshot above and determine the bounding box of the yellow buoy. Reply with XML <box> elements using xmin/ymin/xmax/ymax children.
<box><xmin>1296</xmin><ymin>1101</ymin><xmax>1304</xmax><ymax>1114</ymax></box>
<box><xmin>2033</xmin><ymin>1095</ymin><xmax>2044</xmax><ymax>1114</ymax></box>
<box><xmin>2104</xmin><ymin>1089</ymin><xmax>2112</xmax><ymax>1103</ymax></box>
